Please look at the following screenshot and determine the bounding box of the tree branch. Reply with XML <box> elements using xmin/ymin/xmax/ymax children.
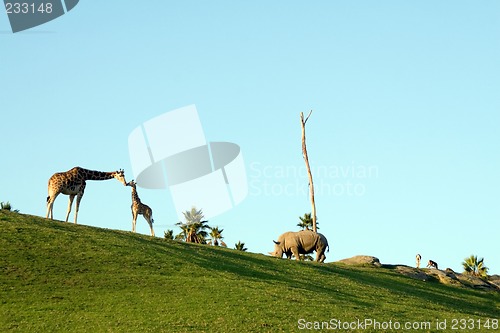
<box><xmin>303</xmin><ymin>110</ymin><xmax>313</xmax><ymax>125</ymax></box>
<box><xmin>300</xmin><ymin>110</ymin><xmax>317</xmax><ymax>233</ymax></box>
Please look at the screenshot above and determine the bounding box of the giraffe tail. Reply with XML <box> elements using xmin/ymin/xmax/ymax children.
<box><xmin>46</xmin><ymin>196</ymin><xmax>50</xmax><ymax>203</ymax></box>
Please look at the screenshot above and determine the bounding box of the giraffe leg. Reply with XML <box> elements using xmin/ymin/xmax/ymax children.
<box><xmin>46</xmin><ymin>198</ymin><xmax>51</xmax><ymax>219</ymax></box>
<box><xmin>132</xmin><ymin>211</ymin><xmax>137</xmax><ymax>233</ymax></box>
<box><xmin>65</xmin><ymin>195</ymin><xmax>75</xmax><ymax>223</ymax></box>
<box><xmin>143</xmin><ymin>209</ymin><xmax>155</xmax><ymax>237</ymax></box>
<box><xmin>145</xmin><ymin>215</ymin><xmax>155</xmax><ymax>237</ymax></box>
<box><xmin>74</xmin><ymin>193</ymin><xmax>83</xmax><ymax>224</ymax></box>
<box><xmin>46</xmin><ymin>193</ymin><xmax>58</xmax><ymax>220</ymax></box>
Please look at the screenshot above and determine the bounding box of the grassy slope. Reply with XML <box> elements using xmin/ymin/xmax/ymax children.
<box><xmin>1</xmin><ymin>210</ymin><xmax>499</xmax><ymax>333</ymax></box>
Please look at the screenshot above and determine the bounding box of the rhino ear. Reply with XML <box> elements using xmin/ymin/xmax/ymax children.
<box><xmin>273</xmin><ymin>240</ymin><xmax>280</xmax><ymax>245</ymax></box>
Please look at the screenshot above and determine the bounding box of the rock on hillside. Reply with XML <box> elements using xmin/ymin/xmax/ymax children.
<box><xmin>336</xmin><ymin>255</ymin><xmax>382</xmax><ymax>267</ymax></box>
<box><xmin>490</xmin><ymin>275</ymin><xmax>500</xmax><ymax>288</ymax></box>
<box><xmin>336</xmin><ymin>255</ymin><xmax>499</xmax><ymax>292</ymax></box>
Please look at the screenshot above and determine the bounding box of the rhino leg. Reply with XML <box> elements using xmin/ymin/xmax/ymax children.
<box><xmin>290</xmin><ymin>247</ymin><xmax>300</xmax><ymax>261</ymax></box>
<box><xmin>316</xmin><ymin>251</ymin><xmax>326</xmax><ymax>263</ymax></box>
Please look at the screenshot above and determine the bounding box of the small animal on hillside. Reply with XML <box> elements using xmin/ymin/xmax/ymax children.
<box><xmin>126</xmin><ymin>180</ymin><xmax>155</xmax><ymax>237</ymax></box>
<box><xmin>416</xmin><ymin>254</ymin><xmax>422</xmax><ymax>268</ymax></box>
<box><xmin>269</xmin><ymin>230</ymin><xmax>329</xmax><ymax>263</ymax></box>
<box><xmin>426</xmin><ymin>259</ymin><xmax>438</xmax><ymax>269</ymax></box>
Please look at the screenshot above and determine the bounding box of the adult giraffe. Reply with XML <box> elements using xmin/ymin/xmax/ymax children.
<box><xmin>46</xmin><ymin>167</ymin><xmax>127</xmax><ymax>223</ymax></box>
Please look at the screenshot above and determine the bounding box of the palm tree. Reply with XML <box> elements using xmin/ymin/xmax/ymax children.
<box><xmin>175</xmin><ymin>207</ymin><xmax>210</xmax><ymax>244</ymax></box>
<box><xmin>462</xmin><ymin>255</ymin><xmax>489</xmax><ymax>279</ymax></box>
<box><xmin>297</xmin><ymin>213</ymin><xmax>318</xmax><ymax>230</ymax></box>
<box><xmin>235</xmin><ymin>241</ymin><xmax>247</xmax><ymax>251</ymax></box>
<box><xmin>209</xmin><ymin>227</ymin><xmax>224</xmax><ymax>246</ymax></box>
<box><xmin>164</xmin><ymin>229</ymin><xmax>174</xmax><ymax>240</ymax></box>
<box><xmin>175</xmin><ymin>223</ymin><xmax>188</xmax><ymax>241</ymax></box>
<box><xmin>1</xmin><ymin>201</ymin><xmax>19</xmax><ymax>213</ymax></box>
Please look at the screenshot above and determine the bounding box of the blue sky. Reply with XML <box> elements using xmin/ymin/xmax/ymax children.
<box><xmin>1</xmin><ymin>1</ymin><xmax>499</xmax><ymax>274</ymax></box>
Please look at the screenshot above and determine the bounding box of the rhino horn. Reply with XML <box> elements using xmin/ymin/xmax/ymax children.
<box><xmin>273</xmin><ymin>240</ymin><xmax>280</xmax><ymax>245</ymax></box>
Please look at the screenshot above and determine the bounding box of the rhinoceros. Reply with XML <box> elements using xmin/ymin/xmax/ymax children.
<box><xmin>269</xmin><ymin>230</ymin><xmax>329</xmax><ymax>263</ymax></box>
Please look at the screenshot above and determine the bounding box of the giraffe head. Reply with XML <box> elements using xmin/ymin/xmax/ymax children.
<box><xmin>113</xmin><ymin>169</ymin><xmax>127</xmax><ymax>186</ymax></box>
<box><xmin>126</xmin><ymin>179</ymin><xmax>137</xmax><ymax>188</ymax></box>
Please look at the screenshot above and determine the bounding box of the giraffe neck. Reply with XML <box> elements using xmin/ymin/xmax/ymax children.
<box><xmin>131</xmin><ymin>187</ymin><xmax>141</xmax><ymax>204</ymax></box>
<box><xmin>77</xmin><ymin>167</ymin><xmax>115</xmax><ymax>181</ymax></box>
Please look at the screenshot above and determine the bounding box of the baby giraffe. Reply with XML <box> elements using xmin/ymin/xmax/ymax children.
<box><xmin>126</xmin><ymin>180</ymin><xmax>155</xmax><ymax>237</ymax></box>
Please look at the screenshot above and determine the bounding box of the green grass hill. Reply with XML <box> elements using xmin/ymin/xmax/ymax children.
<box><xmin>1</xmin><ymin>210</ymin><xmax>499</xmax><ymax>332</ymax></box>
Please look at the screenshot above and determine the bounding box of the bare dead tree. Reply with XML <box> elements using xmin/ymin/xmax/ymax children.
<box><xmin>300</xmin><ymin>110</ymin><xmax>317</xmax><ymax>233</ymax></box>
